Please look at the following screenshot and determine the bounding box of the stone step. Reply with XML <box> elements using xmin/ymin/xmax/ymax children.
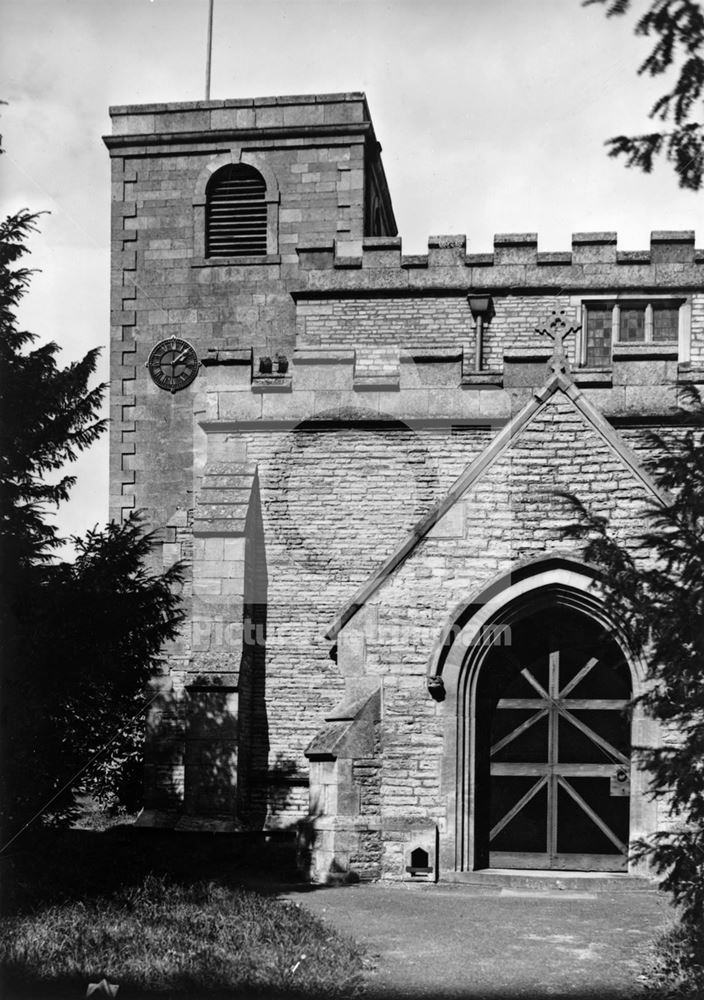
<box><xmin>442</xmin><ymin>868</ymin><xmax>655</xmax><ymax>892</ymax></box>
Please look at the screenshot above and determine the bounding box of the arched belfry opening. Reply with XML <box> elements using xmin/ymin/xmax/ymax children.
<box><xmin>473</xmin><ymin>605</ymin><xmax>632</xmax><ymax>872</ymax></box>
<box><xmin>435</xmin><ymin>561</ymin><xmax>654</xmax><ymax>877</ymax></box>
<box><xmin>205</xmin><ymin>163</ymin><xmax>267</xmax><ymax>258</ymax></box>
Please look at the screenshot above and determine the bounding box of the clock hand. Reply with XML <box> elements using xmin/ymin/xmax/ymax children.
<box><xmin>167</xmin><ymin>352</ymin><xmax>185</xmax><ymax>377</ymax></box>
<box><xmin>172</xmin><ymin>349</ymin><xmax>189</xmax><ymax>365</ymax></box>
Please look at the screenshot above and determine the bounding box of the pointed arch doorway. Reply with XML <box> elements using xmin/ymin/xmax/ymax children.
<box><xmin>474</xmin><ymin>606</ymin><xmax>632</xmax><ymax>872</ymax></box>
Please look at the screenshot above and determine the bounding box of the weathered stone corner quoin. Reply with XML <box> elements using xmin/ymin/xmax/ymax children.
<box><xmin>105</xmin><ymin>91</ymin><xmax>702</xmax><ymax>880</ymax></box>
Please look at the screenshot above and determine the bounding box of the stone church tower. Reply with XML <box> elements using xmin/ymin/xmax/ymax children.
<box><xmin>105</xmin><ymin>93</ymin><xmax>702</xmax><ymax>881</ymax></box>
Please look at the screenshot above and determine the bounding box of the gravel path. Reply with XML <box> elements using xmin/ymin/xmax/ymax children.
<box><xmin>282</xmin><ymin>879</ymin><xmax>671</xmax><ymax>999</ymax></box>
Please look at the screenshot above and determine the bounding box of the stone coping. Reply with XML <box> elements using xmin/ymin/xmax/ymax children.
<box><xmin>292</xmin><ymin>232</ymin><xmax>703</xmax><ymax>277</ymax></box>
<box><xmin>109</xmin><ymin>92</ymin><xmax>367</xmax><ymax>115</ymax></box>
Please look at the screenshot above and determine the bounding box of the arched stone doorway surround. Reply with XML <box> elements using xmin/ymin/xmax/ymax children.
<box><xmin>431</xmin><ymin>554</ymin><xmax>657</xmax><ymax>877</ymax></box>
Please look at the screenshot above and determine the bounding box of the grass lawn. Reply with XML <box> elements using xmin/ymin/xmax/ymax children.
<box><xmin>639</xmin><ymin>919</ymin><xmax>704</xmax><ymax>999</ymax></box>
<box><xmin>1</xmin><ymin>876</ymin><xmax>364</xmax><ymax>999</ymax></box>
<box><xmin>0</xmin><ymin>823</ymin><xmax>365</xmax><ymax>999</ymax></box>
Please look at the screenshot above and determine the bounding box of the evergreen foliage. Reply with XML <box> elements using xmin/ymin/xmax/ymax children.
<box><xmin>564</xmin><ymin>388</ymin><xmax>704</xmax><ymax>924</ymax></box>
<box><xmin>585</xmin><ymin>0</ymin><xmax>704</xmax><ymax>190</ymax></box>
<box><xmin>0</xmin><ymin>210</ymin><xmax>106</xmax><ymax>564</ymax></box>
<box><xmin>0</xmin><ymin>208</ymin><xmax>184</xmax><ymax>842</ymax></box>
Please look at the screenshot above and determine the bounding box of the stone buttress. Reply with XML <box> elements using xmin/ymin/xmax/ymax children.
<box><xmin>105</xmin><ymin>94</ymin><xmax>703</xmax><ymax>878</ymax></box>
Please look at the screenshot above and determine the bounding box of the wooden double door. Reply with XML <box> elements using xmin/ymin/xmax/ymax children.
<box><xmin>474</xmin><ymin>608</ymin><xmax>632</xmax><ymax>871</ymax></box>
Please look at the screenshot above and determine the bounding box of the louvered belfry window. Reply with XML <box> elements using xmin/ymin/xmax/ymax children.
<box><xmin>206</xmin><ymin>164</ymin><xmax>267</xmax><ymax>257</ymax></box>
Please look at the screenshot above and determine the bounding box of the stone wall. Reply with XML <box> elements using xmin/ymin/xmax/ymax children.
<box><xmin>330</xmin><ymin>387</ymin><xmax>666</xmax><ymax>878</ymax></box>
<box><xmin>107</xmin><ymin>93</ymin><xmax>395</xmax><ymax>532</ymax></box>
<box><xmin>198</xmin><ymin>422</ymin><xmax>495</xmax><ymax>826</ymax></box>
<box><xmin>107</xmin><ymin>94</ymin><xmax>704</xmax><ymax>877</ymax></box>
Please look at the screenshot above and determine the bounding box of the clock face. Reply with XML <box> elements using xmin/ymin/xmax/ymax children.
<box><xmin>146</xmin><ymin>337</ymin><xmax>200</xmax><ymax>393</ymax></box>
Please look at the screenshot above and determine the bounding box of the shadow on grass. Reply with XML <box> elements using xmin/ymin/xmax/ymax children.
<box><xmin>0</xmin><ymin>870</ymin><xmax>364</xmax><ymax>1000</ymax></box>
<box><xmin>3</xmin><ymin>832</ymin><xmax>646</xmax><ymax>1000</ymax></box>
<box><xmin>1</xmin><ymin>833</ymin><xmax>663</xmax><ymax>1000</ymax></box>
<box><xmin>0</xmin><ymin>974</ymin><xmax>669</xmax><ymax>1000</ymax></box>
<box><xmin>2</xmin><ymin>988</ymin><xmax>358</xmax><ymax>1000</ymax></box>
<box><xmin>1</xmin><ymin>824</ymin><xmax>315</xmax><ymax>916</ymax></box>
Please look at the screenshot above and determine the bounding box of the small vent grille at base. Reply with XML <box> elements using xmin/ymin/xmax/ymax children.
<box><xmin>206</xmin><ymin>166</ymin><xmax>267</xmax><ymax>258</ymax></box>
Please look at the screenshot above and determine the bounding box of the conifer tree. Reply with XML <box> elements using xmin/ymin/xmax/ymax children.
<box><xmin>565</xmin><ymin>390</ymin><xmax>704</xmax><ymax>923</ymax></box>
<box><xmin>0</xmin><ymin>208</ymin><xmax>184</xmax><ymax>841</ymax></box>
<box><xmin>585</xmin><ymin>0</ymin><xmax>704</xmax><ymax>190</ymax></box>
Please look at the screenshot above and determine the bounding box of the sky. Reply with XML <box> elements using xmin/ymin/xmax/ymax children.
<box><xmin>1</xmin><ymin>0</ymin><xmax>700</xmax><ymax>550</ymax></box>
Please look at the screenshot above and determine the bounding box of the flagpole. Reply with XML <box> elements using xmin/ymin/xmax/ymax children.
<box><xmin>205</xmin><ymin>0</ymin><xmax>214</xmax><ymax>100</ymax></box>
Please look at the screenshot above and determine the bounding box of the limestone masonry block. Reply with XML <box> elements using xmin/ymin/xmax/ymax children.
<box><xmin>107</xmin><ymin>90</ymin><xmax>700</xmax><ymax>875</ymax></box>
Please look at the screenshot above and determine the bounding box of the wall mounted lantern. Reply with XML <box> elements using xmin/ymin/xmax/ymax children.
<box><xmin>467</xmin><ymin>294</ymin><xmax>494</xmax><ymax>372</ymax></box>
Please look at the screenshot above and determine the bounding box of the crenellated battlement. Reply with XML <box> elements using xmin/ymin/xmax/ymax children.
<box><xmin>107</xmin><ymin>91</ymin><xmax>704</xmax><ymax>870</ymax></box>
<box><xmin>295</xmin><ymin>230</ymin><xmax>703</xmax><ymax>288</ymax></box>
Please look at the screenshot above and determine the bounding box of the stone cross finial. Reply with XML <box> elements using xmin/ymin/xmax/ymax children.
<box><xmin>535</xmin><ymin>309</ymin><xmax>580</xmax><ymax>377</ymax></box>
